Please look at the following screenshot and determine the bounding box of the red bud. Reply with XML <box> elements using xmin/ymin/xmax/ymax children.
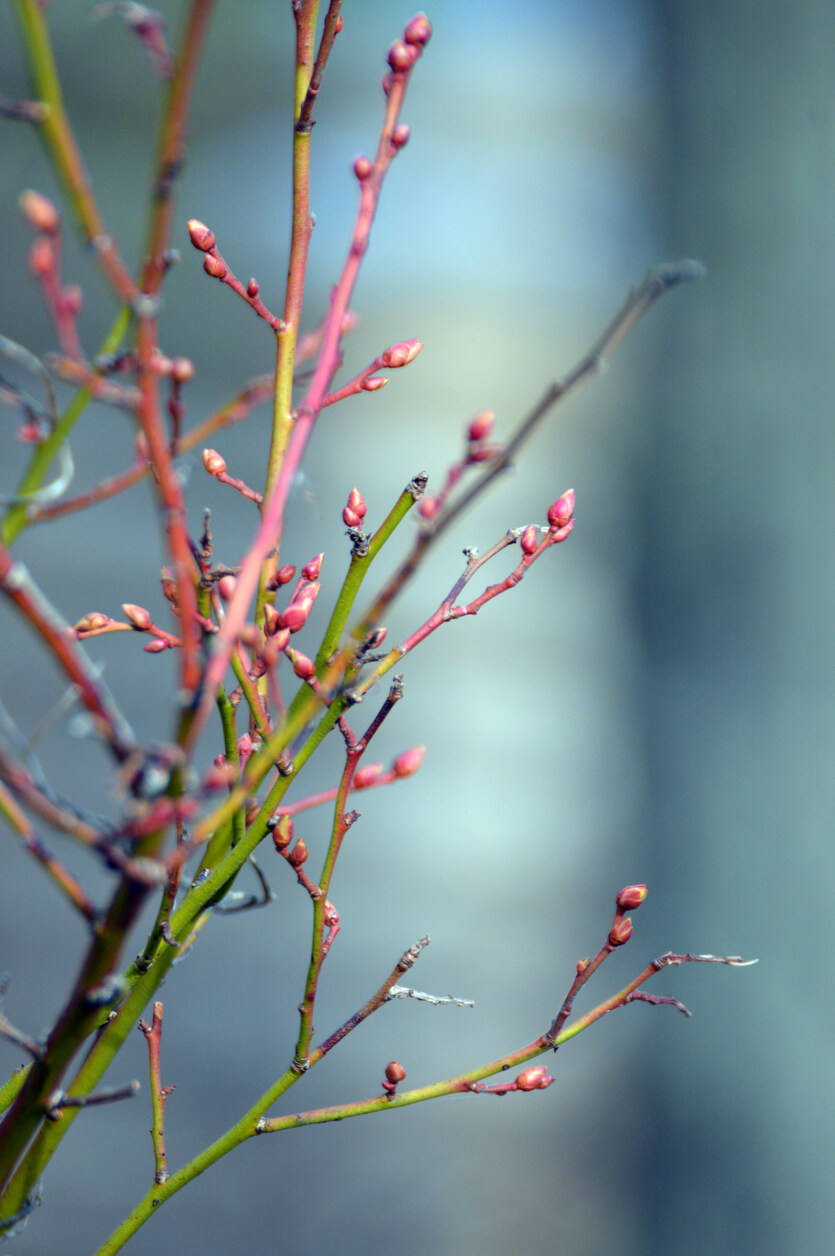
<box><xmin>608</xmin><ymin>917</ymin><xmax>633</xmax><ymax>947</ymax></box>
<box><xmin>353</xmin><ymin>762</ymin><xmax>383</xmax><ymax>789</ymax></box>
<box><xmin>19</xmin><ymin>189</ymin><xmax>60</xmax><ymax>233</ymax></box>
<box><xmin>388</xmin><ymin>39</ymin><xmax>416</xmax><ymax>72</ymax></box>
<box><xmin>520</xmin><ymin>525</ymin><xmax>538</xmax><ymax>556</ymax></box>
<box><xmin>467</xmin><ymin>409</ymin><xmax>494</xmax><ymax>442</ymax></box>
<box><xmin>547</xmin><ymin>489</ymin><xmax>575</xmax><ymax>529</ymax></box>
<box><xmin>122</xmin><ymin>603</ymin><xmax>151</xmax><ymax>630</ymax></box>
<box><xmin>302</xmin><ymin>554</ymin><xmax>323</xmax><ymax>580</ymax></box>
<box><xmin>353</xmin><ymin>155</ymin><xmax>372</xmax><ymax>181</ymax></box>
<box><xmin>404</xmin><ymin>14</ymin><xmax>432</xmax><ymax>45</ymax></box>
<box><xmin>392</xmin><ymin>745</ymin><xmax>425</xmax><ymax>778</ymax></box>
<box><xmin>288</xmin><ymin>838</ymin><xmax>308</xmax><ymax>868</ymax></box>
<box><xmin>382</xmin><ymin>339</ymin><xmax>423</xmax><ymax>368</ymax></box>
<box><xmin>391</xmin><ymin>123</ymin><xmax>410</xmax><ymax>149</ymax></box>
<box><xmin>202</xmin><ymin>448</ymin><xmax>227</xmax><ymax>476</ymax></box>
<box><xmin>616</xmin><ymin>884</ymin><xmax>647</xmax><ymax>911</ymax></box>
<box><xmin>515</xmin><ymin>1066</ymin><xmax>554</xmax><ymax>1092</ymax></box>
<box><xmin>271</xmin><ymin>814</ymin><xmax>293</xmax><ymax>851</ymax></box>
<box><xmin>187</xmin><ymin>219</ymin><xmax>216</xmax><ymax>251</ymax></box>
<box><xmin>385</xmin><ymin>1061</ymin><xmax>406</xmax><ymax>1084</ymax></box>
<box><xmin>203</xmin><ymin>253</ymin><xmax>227</xmax><ymax>280</ymax></box>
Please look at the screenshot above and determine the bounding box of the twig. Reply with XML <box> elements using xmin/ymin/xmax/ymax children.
<box><xmin>138</xmin><ymin>1004</ymin><xmax>174</xmax><ymax>1184</ymax></box>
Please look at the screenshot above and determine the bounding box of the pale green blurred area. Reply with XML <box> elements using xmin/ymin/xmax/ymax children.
<box><xmin>0</xmin><ymin>2</ymin><xmax>831</xmax><ymax>1253</ymax></box>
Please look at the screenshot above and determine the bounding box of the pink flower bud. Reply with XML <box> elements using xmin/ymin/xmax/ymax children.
<box><xmin>144</xmin><ymin>639</ymin><xmax>168</xmax><ymax>654</ymax></box>
<box><xmin>171</xmin><ymin>357</ymin><xmax>194</xmax><ymax>384</ymax></box>
<box><xmin>547</xmin><ymin>489</ymin><xmax>575</xmax><ymax>529</ymax></box>
<box><xmin>263</xmin><ymin>603</ymin><xmax>281</xmax><ymax>635</ymax></box>
<box><xmin>74</xmin><ymin>612</ymin><xmax>110</xmax><ymax>633</ymax></box>
<box><xmin>272</xmin><ymin>814</ymin><xmax>293</xmax><ymax>851</ymax></box>
<box><xmin>382</xmin><ymin>339</ymin><xmax>423</xmax><ymax>368</ymax></box>
<box><xmin>366</xmin><ymin>626</ymin><xmax>387</xmax><ymax>648</ymax></box>
<box><xmin>404</xmin><ymin>13</ymin><xmax>432</xmax><ymax>45</ymax></box>
<box><xmin>273</xmin><ymin>564</ymin><xmax>297</xmax><ymax>587</ymax></box>
<box><xmin>290</xmin><ymin>649</ymin><xmax>315</xmax><ymax>680</ymax></box>
<box><xmin>388</xmin><ymin>39</ymin><xmax>416</xmax><ymax>72</ymax></box>
<box><xmin>240</xmin><ymin>623</ymin><xmax>261</xmax><ymax>648</ymax></box>
<box><xmin>347</xmin><ymin>487</ymin><xmax>367</xmax><ymax>519</ymax></box>
<box><xmin>616</xmin><ymin>884</ymin><xmax>647</xmax><ymax>911</ymax></box>
<box><xmin>217</xmin><ymin>574</ymin><xmax>236</xmax><ymax>601</ymax></box>
<box><xmin>353</xmin><ymin>155</ymin><xmax>372</xmax><ymax>181</ymax></box>
<box><xmin>324</xmin><ymin>900</ymin><xmax>340</xmax><ymax>926</ymax></box>
<box><xmin>467</xmin><ymin>409</ymin><xmax>494</xmax><ymax>442</ymax></box>
<box><xmin>160</xmin><ymin>567</ymin><xmax>177</xmax><ymax>604</ymax></box>
<box><xmin>342</xmin><ymin>506</ymin><xmax>362</xmax><ymax>529</ymax></box>
<box><xmin>353</xmin><ymin>762</ymin><xmax>383</xmax><ymax>789</ymax></box>
<box><xmin>302</xmin><ymin>554</ymin><xmax>323</xmax><ymax>580</ymax></box>
<box><xmin>392</xmin><ymin>745</ymin><xmax>425</xmax><ymax>778</ymax></box>
<box><xmin>28</xmin><ymin>236</ymin><xmax>53</xmax><ymax>278</ymax></box>
<box><xmin>520</xmin><ymin>525</ymin><xmax>538</xmax><ymax>556</ymax></box>
<box><xmin>288</xmin><ymin>838</ymin><xmax>308</xmax><ymax>869</ymax></box>
<box><xmin>62</xmin><ymin>284</ymin><xmax>82</xmax><ymax>316</ymax></box>
<box><xmin>202</xmin><ymin>448</ymin><xmax>227</xmax><ymax>476</ymax></box>
<box><xmin>385</xmin><ymin>1060</ymin><xmax>406</xmax><ymax>1084</ymax></box>
<box><xmin>246</xmin><ymin>277</ymin><xmax>259</xmax><ymax>298</ymax></box>
<box><xmin>608</xmin><ymin>916</ymin><xmax>633</xmax><ymax>948</ymax></box>
<box><xmin>361</xmin><ymin>376</ymin><xmax>387</xmax><ymax>391</ymax></box>
<box><xmin>19</xmin><ymin>189</ymin><xmax>60</xmax><ymax>233</ymax></box>
<box><xmin>187</xmin><ymin>218</ymin><xmax>216</xmax><ymax>252</ymax></box>
<box><xmin>391</xmin><ymin>123</ymin><xmax>410</xmax><ymax>149</ymax></box>
<box><xmin>203</xmin><ymin>253</ymin><xmax>227</xmax><ymax>280</ymax></box>
<box><xmin>280</xmin><ymin>601</ymin><xmax>312</xmax><ymax>633</ymax></box>
<box><xmin>204</xmin><ymin>759</ymin><xmax>237</xmax><ymax>789</ymax></box>
<box><xmin>271</xmin><ymin>627</ymin><xmax>291</xmax><ymax>653</ymax></box>
<box><xmin>550</xmin><ymin>519</ymin><xmax>575</xmax><ymax>544</ymax></box>
<box><xmin>291</xmin><ymin>580</ymin><xmax>320</xmax><ymax>607</ymax></box>
<box><xmin>335</xmin><ymin>15</ymin><xmax>343</xmax><ymax>34</ymax></box>
<box><xmin>515</xmin><ymin>1066</ymin><xmax>554</xmax><ymax>1092</ymax></box>
<box><xmin>418</xmin><ymin>495</ymin><xmax>439</xmax><ymax>521</ymax></box>
<box><xmin>576</xmin><ymin>958</ymin><xmax>590</xmax><ymax>975</ymax></box>
<box><xmin>122</xmin><ymin>603</ymin><xmax>151</xmax><ymax>630</ymax></box>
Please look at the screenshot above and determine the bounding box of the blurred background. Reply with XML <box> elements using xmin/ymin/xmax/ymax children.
<box><xmin>0</xmin><ymin>1</ymin><xmax>832</xmax><ymax>1253</ymax></box>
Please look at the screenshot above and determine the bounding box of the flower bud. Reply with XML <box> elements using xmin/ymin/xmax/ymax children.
<box><xmin>392</xmin><ymin>745</ymin><xmax>425</xmax><ymax>778</ymax></box>
<box><xmin>616</xmin><ymin>884</ymin><xmax>647</xmax><ymax>911</ymax></box>
<box><xmin>280</xmin><ymin>601</ymin><xmax>312</xmax><ymax>634</ymax></box>
<box><xmin>204</xmin><ymin>759</ymin><xmax>237</xmax><ymax>789</ymax></box>
<box><xmin>515</xmin><ymin>1066</ymin><xmax>554</xmax><ymax>1092</ymax></box>
<box><xmin>404</xmin><ymin>14</ymin><xmax>432</xmax><ymax>45</ymax></box>
<box><xmin>288</xmin><ymin>838</ymin><xmax>308</xmax><ymax>869</ymax></box>
<box><xmin>520</xmin><ymin>525</ymin><xmax>538</xmax><ymax>556</ymax></box>
<box><xmin>187</xmin><ymin>218</ymin><xmax>216</xmax><ymax>252</ymax></box>
<box><xmin>365</xmin><ymin>626</ymin><xmax>387</xmax><ymax>648</ymax></box>
<box><xmin>385</xmin><ymin>1061</ymin><xmax>406</xmax><ymax>1084</ymax></box>
<box><xmin>302</xmin><ymin>553</ymin><xmax>323</xmax><ymax>581</ymax></box>
<box><xmin>608</xmin><ymin>916</ymin><xmax>633</xmax><ymax>948</ymax></box>
<box><xmin>122</xmin><ymin>603</ymin><xmax>151</xmax><ymax>630</ymax></box>
<box><xmin>576</xmin><ymin>958</ymin><xmax>590</xmax><ymax>975</ymax></box>
<box><xmin>324</xmin><ymin>900</ymin><xmax>340</xmax><ymax>926</ymax></box>
<box><xmin>28</xmin><ymin>236</ymin><xmax>53</xmax><ymax>278</ymax></box>
<box><xmin>289</xmin><ymin>649</ymin><xmax>315</xmax><ymax>680</ymax></box>
<box><xmin>63</xmin><ymin>284</ymin><xmax>82</xmax><ymax>316</ymax></box>
<box><xmin>418</xmin><ymin>495</ymin><xmax>440</xmax><ymax>521</ymax></box>
<box><xmin>467</xmin><ymin>409</ymin><xmax>494</xmax><ymax>442</ymax></box>
<box><xmin>203</xmin><ymin>253</ymin><xmax>227</xmax><ymax>280</ymax></box>
<box><xmin>347</xmin><ymin>487</ymin><xmax>367</xmax><ymax>519</ymax></box>
<box><xmin>269</xmin><ymin>564</ymin><xmax>296</xmax><ymax>589</ymax></box>
<box><xmin>361</xmin><ymin>376</ymin><xmax>387</xmax><ymax>391</ymax></box>
<box><xmin>353</xmin><ymin>155</ymin><xmax>372</xmax><ymax>182</ymax></box>
<box><xmin>391</xmin><ymin>123</ymin><xmax>410</xmax><ymax>149</ymax></box>
<box><xmin>382</xmin><ymin>339</ymin><xmax>423</xmax><ymax>368</ymax></box>
<box><xmin>547</xmin><ymin>489</ymin><xmax>575</xmax><ymax>529</ymax></box>
<box><xmin>388</xmin><ymin>39</ymin><xmax>416</xmax><ymax>72</ymax></box>
<box><xmin>217</xmin><ymin>574</ymin><xmax>236</xmax><ymax>601</ymax></box>
<box><xmin>160</xmin><ymin>567</ymin><xmax>177</xmax><ymax>604</ymax></box>
<box><xmin>171</xmin><ymin>356</ymin><xmax>194</xmax><ymax>384</ymax></box>
<box><xmin>271</xmin><ymin>814</ymin><xmax>294</xmax><ymax>850</ymax></box>
<box><xmin>19</xmin><ymin>189</ymin><xmax>60</xmax><ymax>233</ymax></box>
<box><xmin>353</xmin><ymin>762</ymin><xmax>383</xmax><ymax>789</ymax></box>
<box><xmin>342</xmin><ymin>506</ymin><xmax>362</xmax><ymax>529</ymax></box>
<box><xmin>202</xmin><ymin>448</ymin><xmax>227</xmax><ymax>476</ymax></box>
<box><xmin>263</xmin><ymin>603</ymin><xmax>282</xmax><ymax>636</ymax></box>
<box><xmin>74</xmin><ymin>612</ymin><xmax>110</xmax><ymax>633</ymax></box>
<box><xmin>246</xmin><ymin>277</ymin><xmax>259</xmax><ymax>298</ymax></box>
<box><xmin>144</xmin><ymin>638</ymin><xmax>168</xmax><ymax>654</ymax></box>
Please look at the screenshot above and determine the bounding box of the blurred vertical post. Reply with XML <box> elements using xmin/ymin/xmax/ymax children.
<box><xmin>639</xmin><ymin>4</ymin><xmax>835</xmax><ymax>1253</ymax></box>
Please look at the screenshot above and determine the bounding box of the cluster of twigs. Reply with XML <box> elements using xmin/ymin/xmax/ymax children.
<box><xmin>0</xmin><ymin>3</ymin><xmax>750</xmax><ymax>1252</ymax></box>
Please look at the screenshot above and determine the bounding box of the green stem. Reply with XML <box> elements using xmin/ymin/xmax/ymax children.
<box><xmin>1</xmin><ymin>307</ymin><xmax>130</xmax><ymax>546</ymax></box>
